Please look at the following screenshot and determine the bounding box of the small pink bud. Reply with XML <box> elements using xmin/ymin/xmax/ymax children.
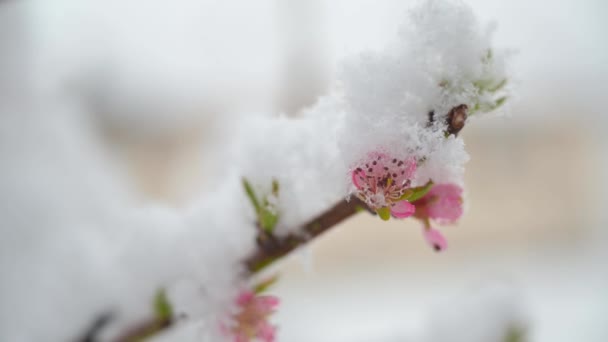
<box><xmin>423</xmin><ymin>228</ymin><xmax>447</xmax><ymax>252</ymax></box>
<box><xmin>390</xmin><ymin>200</ymin><xmax>416</xmax><ymax>218</ymax></box>
<box><xmin>413</xmin><ymin>183</ymin><xmax>463</xmax><ymax>223</ymax></box>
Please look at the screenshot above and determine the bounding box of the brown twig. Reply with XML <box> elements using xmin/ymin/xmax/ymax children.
<box><xmin>77</xmin><ymin>313</ymin><xmax>113</xmax><ymax>342</ymax></box>
<box><xmin>245</xmin><ymin>197</ymin><xmax>370</xmax><ymax>272</ymax></box>
<box><xmin>112</xmin><ymin>317</ymin><xmax>172</xmax><ymax>342</ymax></box>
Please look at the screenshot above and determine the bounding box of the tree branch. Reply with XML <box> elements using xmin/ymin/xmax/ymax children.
<box><xmin>113</xmin><ymin>317</ymin><xmax>172</xmax><ymax>342</ymax></box>
<box><xmin>95</xmin><ymin>103</ymin><xmax>469</xmax><ymax>341</ymax></box>
<box><xmin>245</xmin><ymin>197</ymin><xmax>369</xmax><ymax>272</ymax></box>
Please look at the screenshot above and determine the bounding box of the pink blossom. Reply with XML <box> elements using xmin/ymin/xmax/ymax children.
<box><xmin>390</xmin><ymin>200</ymin><xmax>416</xmax><ymax>218</ymax></box>
<box><xmin>412</xmin><ymin>183</ymin><xmax>463</xmax><ymax>252</ymax></box>
<box><xmin>413</xmin><ymin>183</ymin><xmax>463</xmax><ymax>223</ymax></box>
<box><xmin>423</xmin><ymin>227</ymin><xmax>448</xmax><ymax>251</ymax></box>
<box><xmin>351</xmin><ymin>151</ymin><xmax>417</xmax><ymax>219</ymax></box>
<box><xmin>226</xmin><ymin>290</ymin><xmax>279</xmax><ymax>342</ymax></box>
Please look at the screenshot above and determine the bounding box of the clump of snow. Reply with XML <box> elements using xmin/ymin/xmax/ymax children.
<box><xmin>338</xmin><ymin>0</ymin><xmax>506</xmax><ymax>190</ymax></box>
<box><xmin>0</xmin><ymin>103</ymin><xmax>256</xmax><ymax>341</ymax></box>
<box><xmin>233</xmin><ymin>102</ymin><xmax>348</xmax><ymax>236</ymax></box>
<box><xmin>402</xmin><ymin>0</ymin><xmax>510</xmax><ymax>118</ymax></box>
<box><xmin>232</xmin><ymin>0</ymin><xmax>507</xmax><ymax>237</ymax></box>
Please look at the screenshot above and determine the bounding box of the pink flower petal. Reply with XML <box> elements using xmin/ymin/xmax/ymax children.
<box><xmin>390</xmin><ymin>200</ymin><xmax>416</xmax><ymax>218</ymax></box>
<box><xmin>364</xmin><ymin>151</ymin><xmax>390</xmax><ymax>179</ymax></box>
<box><xmin>253</xmin><ymin>296</ymin><xmax>280</xmax><ymax>315</ymax></box>
<box><xmin>234</xmin><ymin>335</ymin><xmax>247</xmax><ymax>342</ymax></box>
<box><xmin>236</xmin><ymin>291</ymin><xmax>254</xmax><ymax>306</ymax></box>
<box><xmin>351</xmin><ymin>151</ymin><xmax>418</xmax><ymax>211</ymax></box>
<box><xmin>227</xmin><ymin>290</ymin><xmax>279</xmax><ymax>342</ymax></box>
<box><xmin>423</xmin><ymin>228</ymin><xmax>447</xmax><ymax>252</ymax></box>
<box><xmin>402</xmin><ymin>156</ymin><xmax>417</xmax><ymax>181</ymax></box>
<box><xmin>257</xmin><ymin>296</ymin><xmax>280</xmax><ymax>309</ymax></box>
<box><xmin>257</xmin><ymin>322</ymin><xmax>277</xmax><ymax>342</ymax></box>
<box><xmin>361</xmin><ymin>151</ymin><xmax>416</xmax><ymax>183</ymax></box>
<box><xmin>351</xmin><ymin>169</ymin><xmax>366</xmax><ymax>189</ymax></box>
<box><xmin>415</xmin><ymin>183</ymin><xmax>463</xmax><ymax>223</ymax></box>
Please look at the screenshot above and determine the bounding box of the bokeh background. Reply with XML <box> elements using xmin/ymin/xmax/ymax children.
<box><xmin>2</xmin><ymin>0</ymin><xmax>607</xmax><ymax>341</ymax></box>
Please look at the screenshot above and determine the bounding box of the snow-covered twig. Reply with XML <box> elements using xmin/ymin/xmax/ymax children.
<box><xmin>245</xmin><ymin>197</ymin><xmax>371</xmax><ymax>272</ymax></box>
<box><xmin>107</xmin><ymin>197</ymin><xmax>371</xmax><ymax>342</ymax></box>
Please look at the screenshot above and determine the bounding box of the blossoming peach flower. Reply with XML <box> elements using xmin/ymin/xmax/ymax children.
<box><xmin>413</xmin><ymin>183</ymin><xmax>463</xmax><ymax>223</ymax></box>
<box><xmin>351</xmin><ymin>152</ymin><xmax>417</xmax><ymax>220</ymax></box>
<box><xmin>412</xmin><ymin>183</ymin><xmax>463</xmax><ymax>251</ymax></box>
<box><xmin>226</xmin><ymin>290</ymin><xmax>279</xmax><ymax>342</ymax></box>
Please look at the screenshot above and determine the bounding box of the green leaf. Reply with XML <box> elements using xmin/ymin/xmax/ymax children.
<box><xmin>376</xmin><ymin>207</ymin><xmax>391</xmax><ymax>221</ymax></box>
<box><xmin>483</xmin><ymin>49</ymin><xmax>493</xmax><ymax>63</ymax></box>
<box><xmin>254</xmin><ymin>275</ymin><xmax>279</xmax><ymax>294</ymax></box>
<box><xmin>243</xmin><ymin>178</ymin><xmax>261</xmax><ymax>212</ymax></box>
<box><xmin>154</xmin><ymin>289</ymin><xmax>172</xmax><ymax>321</ymax></box>
<box><xmin>271</xmin><ymin>178</ymin><xmax>280</xmax><ymax>197</ymax></box>
<box><xmin>259</xmin><ymin>209</ymin><xmax>279</xmax><ymax>233</ymax></box>
<box><xmin>354</xmin><ymin>205</ymin><xmax>366</xmax><ymax>213</ymax></box>
<box><xmin>487</xmin><ymin>79</ymin><xmax>507</xmax><ymax>93</ymax></box>
<box><xmin>403</xmin><ymin>180</ymin><xmax>434</xmax><ymax>202</ymax></box>
<box><xmin>309</xmin><ymin>221</ymin><xmax>322</xmax><ymax>232</ymax></box>
<box><xmin>504</xmin><ymin>326</ymin><xmax>527</xmax><ymax>342</ymax></box>
<box><xmin>473</xmin><ymin>78</ymin><xmax>507</xmax><ymax>93</ymax></box>
<box><xmin>244</xmin><ymin>178</ymin><xmax>281</xmax><ymax>233</ymax></box>
<box><xmin>473</xmin><ymin>79</ymin><xmax>494</xmax><ymax>91</ymax></box>
<box><xmin>468</xmin><ymin>101</ymin><xmax>480</xmax><ymax>116</ymax></box>
<box><xmin>397</xmin><ymin>189</ymin><xmax>414</xmax><ymax>201</ymax></box>
<box><xmin>250</xmin><ymin>256</ymin><xmax>276</xmax><ymax>273</ymax></box>
<box><xmin>494</xmin><ymin>96</ymin><xmax>507</xmax><ymax>108</ymax></box>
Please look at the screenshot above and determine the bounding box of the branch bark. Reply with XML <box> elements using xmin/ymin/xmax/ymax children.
<box><xmin>113</xmin><ymin>317</ymin><xmax>171</xmax><ymax>342</ymax></box>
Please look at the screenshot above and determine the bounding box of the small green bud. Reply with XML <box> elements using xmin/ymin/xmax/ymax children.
<box><xmin>376</xmin><ymin>207</ymin><xmax>391</xmax><ymax>221</ymax></box>
<box><xmin>405</xmin><ymin>180</ymin><xmax>434</xmax><ymax>202</ymax></box>
<box><xmin>254</xmin><ymin>275</ymin><xmax>279</xmax><ymax>294</ymax></box>
<box><xmin>154</xmin><ymin>289</ymin><xmax>172</xmax><ymax>321</ymax></box>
